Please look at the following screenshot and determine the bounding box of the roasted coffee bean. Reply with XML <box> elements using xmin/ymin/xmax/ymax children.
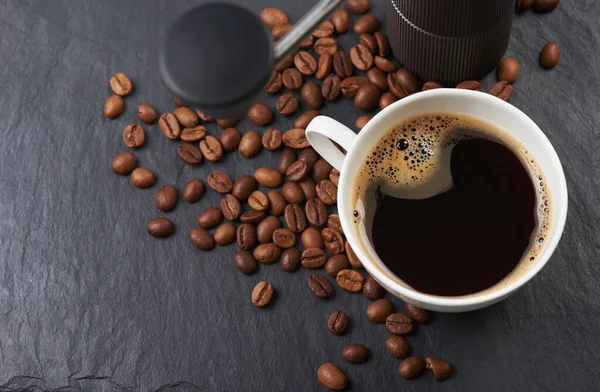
<box><xmin>363</xmin><ymin>276</ymin><xmax>384</xmax><ymax>300</ymax></box>
<box><xmin>366</xmin><ymin>298</ymin><xmax>393</xmax><ymax>323</ymax></box>
<box><xmin>234</xmin><ymin>250</ymin><xmax>258</xmax><ymax>274</ymax></box>
<box><xmin>199</xmin><ymin>135</ymin><xmax>223</xmax><ymax>161</ymax></box>
<box><xmin>305</xmin><ymin>198</ymin><xmax>327</xmax><ymax>227</ymax></box>
<box><xmin>422</xmin><ymin>80</ymin><xmax>444</xmax><ymax>90</ymax></box>
<box><xmin>517</xmin><ymin>0</ymin><xmax>534</xmax><ymax>9</ymax></box>
<box><xmin>249</xmin><ymin>190</ymin><xmax>269</xmax><ymax>211</ymax></box>
<box><xmin>177</xmin><ymin>143</ymin><xmax>203</xmax><ymax>164</ymax></box>
<box><xmin>247</xmin><ymin>103</ymin><xmax>273</xmax><ymax>126</ymax></box>
<box><xmin>354</xmin><ymin>14</ymin><xmax>379</xmax><ymax>34</ymax></box>
<box><xmin>172</xmin><ymin>95</ymin><xmax>185</xmax><ymax>107</ymax></box>
<box><xmin>488</xmin><ymin>81</ymin><xmax>513</xmax><ymax>101</ymax></box>
<box><xmin>280</xmin><ymin>247</ymin><xmax>301</xmax><ymax>272</ymax></box>
<box><xmin>317</xmin><ymin>363</ymin><xmax>347</xmax><ymax>391</ymax></box>
<box><xmin>260</xmin><ymin>7</ymin><xmax>288</xmax><ymax>28</ymax></box>
<box><xmin>109</xmin><ymin>72</ymin><xmax>133</xmax><ymax>96</ymax></box>
<box><xmin>332</xmin><ymin>9</ymin><xmax>351</xmax><ymax>33</ymax></box>
<box><xmin>232</xmin><ymin>175</ymin><xmax>256</xmax><ymax>201</ymax></box>
<box><xmin>497</xmin><ymin>57</ymin><xmax>520</xmax><ymax>83</ymax></box>
<box><xmin>374</xmin><ymin>32</ymin><xmax>390</xmax><ymax>57</ymax></box>
<box><xmin>316</xmin><ymin>179</ymin><xmax>338</xmax><ymax>205</ymax></box>
<box><xmin>359</xmin><ymin>34</ymin><xmax>378</xmax><ymax>54</ymax></box>
<box><xmin>180</xmin><ymin>125</ymin><xmax>207</xmax><ymax>142</ymax></box>
<box><xmin>220</xmin><ymin>127</ymin><xmax>242</xmax><ymax>151</ymax></box>
<box><xmin>386</xmin><ymin>313</ymin><xmax>413</xmax><ymax>335</ymax></box>
<box><xmin>278</xmin><ymin>149</ymin><xmax>297</xmax><ymax>174</ymax></box>
<box><xmin>332</xmin><ymin>50</ymin><xmax>354</xmax><ymax>78</ymax></box>
<box><xmin>301</xmin><ymin>81</ymin><xmax>324</xmax><ymax>109</ymax></box>
<box><xmin>386</xmin><ymin>336</ymin><xmax>410</xmax><ymax>359</ymax></box>
<box><xmin>299</xmin><ymin>178</ymin><xmax>318</xmax><ymax>199</ymax></box>
<box><xmin>366</xmin><ymin>67</ymin><xmax>387</xmax><ymax>90</ymax></box>
<box><xmin>282</xmin><ymin>128</ymin><xmax>310</xmax><ymax>149</ymax></box>
<box><xmin>104</xmin><ymin>95</ymin><xmax>124</xmax><ymax>119</ymax></box>
<box><xmin>347</xmin><ymin>0</ymin><xmax>370</xmax><ymax>14</ymax></box>
<box><xmin>540</xmin><ymin>42</ymin><xmax>560</xmax><ymax>68</ymax></box>
<box><xmin>298</xmin><ymin>147</ymin><xmax>319</xmax><ymax>170</ymax></box>
<box><xmin>346</xmin><ymin>241</ymin><xmax>362</xmax><ymax>268</ymax></box>
<box><xmin>282</xmin><ymin>181</ymin><xmax>306</xmax><ymax>204</ymax></box>
<box><xmin>271</xmin><ymin>23</ymin><xmax>293</xmax><ymax>41</ymax></box>
<box><xmin>220</xmin><ymin>194</ymin><xmax>242</xmax><ymax>221</ymax></box>
<box><xmin>273</xmin><ymin>228</ymin><xmax>296</xmax><ymax>248</ymax></box>
<box><xmin>375</xmin><ymin>56</ymin><xmax>397</xmax><ymax>73</ymax></box>
<box><xmin>342</xmin><ymin>344</ymin><xmax>370</xmax><ymax>364</ymax></box>
<box><xmin>328</xmin><ymin>310</ymin><xmax>349</xmax><ymax>334</ymax></box>
<box><xmin>159</xmin><ymin>113</ymin><xmax>181</xmax><ymax>139</ymax></box>
<box><xmin>189</xmin><ymin>227</ymin><xmax>215</xmax><ymax>250</ymax></box>
<box><xmin>316</xmin><ymin>53</ymin><xmax>333</xmax><ymax>80</ymax></box>
<box><xmin>404</xmin><ymin>303</ymin><xmax>430</xmax><ymax>324</ymax></box>
<box><xmin>456</xmin><ymin>80</ymin><xmax>481</xmax><ymax>90</ymax></box>
<box><xmin>197</xmin><ymin>207</ymin><xmax>223</xmax><ymax>229</ymax></box>
<box><xmin>251</xmin><ymin>281</ymin><xmax>273</xmax><ymax>307</ymax></box>
<box><xmin>197</xmin><ymin>108</ymin><xmax>214</xmax><ymax>120</ymax></box>
<box><xmin>322</xmin><ymin>74</ymin><xmax>342</xmax><ymax>101</ymax></box>
<box><xmin>267</xmin><ymin>191</ymin><xmax>287</xmax><ymax>216</ymax></box>
<box><xmin>254</xmin><ymin>167</ymin><xmax>283</xmax><ymax>188</ymax></box>
<box><xmin>294</xmin><ymin>51</ymin><xmax>318</xmax><ymax>75</ymax></box>
<box><xmin>173</xmin><ymin>107</ymin><xmax>199</xmax><ymax>128</ymax></box>
<box><xmin>329</xmin><ymin>169</ymin><xmax>340</xmax><ymax>186</ymax></box>
<box><xmin>308</xmin><ymin>274</ymin><xmax>333</xmax><ymax>298</ymax></box>
<box><xmin>314</xmin><ymin>37</ymin><xmax>338</xmax><ymax>55</ymax></box>
<box><xmin>341</xmin><ymin>76</ymin><xmax>369</xmax><ymax>97</ymax></box>
<box><xmin>399</xmin><ymin>357</ymin><xmax>426</xmax><ymax>380</ymax></box>
<box><xmin>240</xmin><ymin>210</ymin><xmax>265</xmax><ymax>224</ymax></box>
<box><xmin>237</xmin><ymin>223</ymin><xmax>257</xmax><ymax>250</ymax></box>
<box><xmin>261</xmin><ymin>129</ymin><xmax>283</xmax><ymax>151</ymax></box>
<box><xmin>275</xmin><ymin>54</ymin><xmax>294</xmax><ymax>72</ymax></box>
<box><xmin>284</xmin><ymin>203</ymin><xmax>307</xmax><ymax>233</ymax></box>
<box><xmin>257</xmin><ymin>215</ymin><xmax>281</xmax><ymax>244</ymax></box>
<box><xmin>312</xmin><ymin>159</ymin><xmax>332</xmax><ymax>183</ymax></box>
<box><xmin>286</xmin><ymin>160</ymin><xmax>309</xmax><ymax>182</ymax></box>
<box><xmin>426</xmin><ymin>357</ymin><xmax>453</xmax><ymax>381</ymax></box>
<box><xmin>301</xmin><ymin>227</ymin><xmax>325</xmax><ymax>249</ymax></box>
<box><xmin>327</xmin><ymin>214</ymin><xmax>343</xmax><ymax>233</ymax></box>
<box><xmin>533</xmin><ymin>0</ymin><xmax>559</xmax><ymax>13</ymax></box>
<box><xmin>337</xmin><ymin>269</ymin><xmax>364</xmax><ymax>292</ymax></box>
<box><xmin>322</xmin><ymin>228</ymin><xmax>344</xmax><ymax>254</ymax></box>
<box><xmin>182</xmin><ymin>178</ymin><xmax>205</xmax><ymax>203</ymax></box>
<box><xmin>130</xmin><ymin>168</ymin><xmax>155</xmax><ymax>188</ymax></box>
<box><xmin>276</xmin><ymin>94</ymin><xmax>299</xmax><ymax>116</ymax></box>
<box><xmin>265</xmin><ymin>71</ymin><xmax>283</xmax><ymax>94</ymax></box>
<box><xmin>155</xmin><ymin>185</ymin><xmax>178</xmax><ymax>212</ymax></box>
<box><xmin>214</xmin><ymin>223</ymin><xmax>236</xmax><ymax>246</ymax></box>
<box><xmin>355</xmin><ymin>115</ymin><xmax>372</xmax><ymax>130</ymax></box>
<box><xmin>394</xmin><ymin>69</ymin><xmax>420</xmax><ymax>97</ymax></box>
<box><xmin>350</xmin><ymin>43</ymin><xmax>374</xmax><ymax>70</ymax></box>
<box><xmin>325</xmin><ymin>255</ymin><xmax>351</xmax><ymax>277</ymax></box>
<box><xmin>207</xmin><ymin>170</ymin><xmax>233</xmax><ymax>194</ymax></box>
<box><xmin>282</xmin><ymin>68</ymin><xmax>303</xmax><ymax>90</ymax></box>
<box><xmin>253</xmin><ymin>243</ymin><xmax>282</xmax><ymax>264</ymax></box>
<box><xmin>146</xmin><ymin>217</ymin><xmax>174</xmax><ymax>238</ymax></box>
<box><xmin>136</xmin><ymin>102</ymin><xmax>159</xmax><ymax>124</ymax></box>
<box><xmin>379</xmin><ymin>92</ymin><xmax>397</xmax><ymax>109</ymax></box>
<box><xmin>123</xmin><ymin>124</ymin><xmax>145</xmax><ymax>148</ymax></box>
<box><xmin>111</xmin><ymin>151</ymin><xmax>137</xmax><ymax>175</ymax></box>
<box><xmin>354</xmin><ymin>83</ymin><xmax>381</xmax><ymax>111</ymax></box>
<box><xmin>216</xmin><ymin>117</ymin><xmax>238</xmax><ymax>129</ymax></box>
<box><xmin>313</xmin><ymin>20</ymin><xmax>335</xmax><ymax>38</ymax></box>
<box><xmin>299</xmin><ymin>34</ymin><xmax>314</xmax><ymax>49</ymax></box>
<box><xmin>239</xmin><ymin>130</ymin><xmax>262</xmax><ymax>158</ymax></box>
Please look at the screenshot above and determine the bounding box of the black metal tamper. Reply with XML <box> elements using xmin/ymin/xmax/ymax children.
<box><xmin>159</xmin><ymin>0</ymin><xmax>345</xmax><ymax>119</ymax></box>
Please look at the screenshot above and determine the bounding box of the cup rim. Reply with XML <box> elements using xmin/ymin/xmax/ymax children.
<box><xmin>337</xmin><ymin>88</ymin><xmax>568</xmax><ymax>308</ymax></box>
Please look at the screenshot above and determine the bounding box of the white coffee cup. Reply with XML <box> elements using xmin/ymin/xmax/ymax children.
<box><xmin>306</xmin><ymin>89</ymin><xmax>568</xmax><ymax>312</ymax></box>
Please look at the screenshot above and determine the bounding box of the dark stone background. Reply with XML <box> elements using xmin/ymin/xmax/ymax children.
<box><xmin>0</xmin><ymin>0</ymin><xmax>598</xmax><ymax>391</ymax></box>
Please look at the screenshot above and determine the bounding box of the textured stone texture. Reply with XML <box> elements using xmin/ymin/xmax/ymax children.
<box><xmin>0</xmin><ymin>0</ymin><xmax>598</xmax><ymax>391</ymax></box>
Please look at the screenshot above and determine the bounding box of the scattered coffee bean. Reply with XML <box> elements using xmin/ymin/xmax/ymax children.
<box><xmin>332</xmin><ymin>50</ymin><xmax>354</xmax><ymax>78</ymax></box>
<box><xmin>389</xmin><ymin>69</ymin><xmax>419</xmax><ymax>98</ymax></box>
<box><xmin>136</xmin><ymin>102</ymin><xmax>159</xmax><ymax>124</ymax></box>
<box><xmin>216</xmin><ymin>117</ymin><xmax>238</xmax><ymax>129</ymax></box>
<box><xmin>317</xmin><ymin>363</ymin><xmax>347</xmax><ymax>391</ymax></box>
<box><xmin>354</xmin><ymin>15</ymin><xmax>379</xmax><ymax>35</ymax></box>
<box><xmin>173</xmin><ymin>107</ymin><xmax>199</xmax><ymax>128</ymax></box>
<box><xmin>280</xmin><ymin>247</ymin><xmax>301</xmax><ymax>272</ymax></box>
<box><xmin>294</xmin><ymin>51</ymin><xmax>318</xmax><ymax>75</ymax></box>
<box><xmin>425</xmin><ymin>357</ymin><xmax>453</xmax><ymax>381</ymax></box>
<box><xmin>346</xmin><ymin>241</ymin><xmax>362</xmax><ymax>268</ymax></box>
<box><xmin>327</xmin><ymin>214</ymin><xmax>343</xmax><ymax>233</ymax></box>
<box><xmin>220</xmin><ymin>127</ymin><xmax>241</xmax><ymax>151</ymax></box>
<box><xmin>316</xmin><ymin>53</ymin><xmax>333</xmax><ymax>80</ymax></box>
<box><xmin>251</xmin><ymin>281</ymin><xmax>274</xmax><ymax>307</ymax></box>
<box><xmin>234</xmin><ymin>250</ymin><xmax>258</xmax><ymax>275</ymax></box>
<box><xmin>348</xmin><ymin>0</ymin><xmax>370</xmax><ymax>14</ymax></box>
<box><xmin>322</xmin><ymin>74</ymin><xmax>342</xmax><ymax>101</ymax></box>
<box><xmin>359</xmin><ymin>34</ymin><xmax>378</xmax><ymax>54</ymax></box>
<box><xmin>301</xmin><ymin>81</ymin><xmax>324</xmax><ymax>109</ymax></box>
<box><xmin>276</xmin><ymin>94</ymin><xmax>299</xmax><ymax>116</ymax></box>
<box><xmin>404</xmin><ymin>303</ymin><xmax>430</xmax><ymax>324</ymax></box>
<box><xmin>374</xmin><ymin>32</ymin><xmax>390</xmax><ymax>57</ymax></box>
<box><xmin>354</xmin><ymin>83</ymin><xmax>381</xmax><ymax>111</ymax></box>
<box><xmin>265</xmin><ymin>71</ymin><xmax>283</xmax><ymax>94</ymax></box>
<box><xmin>260</xmin><ymin>7</ymin><xmax>289</xmax><ymax>28</ymax></box>
<box><xmin>273</xmin><ymin>227</ymin><xmax>296</xmax><ymax>248</ymax></box>
<box><xmin>111</xmin><ymin>151</ymin><xmax>137</xmax><ymax>175</ymax></box>
<box><xmin>109</xmin><ymin>72</ymin><xmax>133</xmax><ymax>96</ymax></box>
<box><xmin>254</xmin><ymin>167</ymin><xmax>283</xmax><ymax>188</ymax></box>
<box><xmin>366</xmin><ymin>298</ymin><xmax>393</xmax><ymax>323</ymax></box>
<box><xmin>271</xmin><ymin>23</ymin><xmax>293</xmax><ymax>41</ymax></box>
<box><xmin>306</xmin><ymin>198</ymin><xmax>328</xmax><ymax>227</ymax></box>
<box><xmin>316</xmin><ymin>179</ymin><xmax>338</xmax><ymax>205</ymax></box>
<box><xmin>171</xmin><ymin>95</ymin><xmax>185</xmax><ymax>107</ymax></box>
<box><xmin>314</xmin><ymin>37</ymin><xmax>338</xmax><ymax>55</ymax></box>
<box><xmin>313</xmin><ymin>20</ymin><xmax>335</xmax><ymax>38</ymax></box>
<box><xmin>155</xmin><ymin>185</ymin><xmax>178</xmax><ymax>212</ymax></box>
<box><xmin>231</xmin><ymin>175</ymin><xmax>256</xmax><ymax>201</ymax></box>
<box><xmin>282</xmin><ymin>181</ymin><xmax>306</xmax><ymax>204</ymax></box>
<box><xmin>299</xmin><ymin>178</ymin><xmax>318</xmax><ymax>199</ymax></box>
<box><xmin>497</xmin><ymin>57</ymin><xmax>520</xmax><ymax>83</ymax></box>
<box><xmin>379</xmin><ymin>92</ymin><xmax>397</xmax><ymax>109</ymax></box>
<box><xmin>366</xmin><ymin>67</ymin><xmax>388</xmax><ymax>90</ymax></box>
<box><xmin>282</xmin><ymin>128</ymin><xmax>310</xmax><ymax>149</ymax></box>
<box><xmin>326</xmin><ymin>255</ymin><xmax>351</xmax><ymax>278</ymax></box>
<box><xmin>299</xmin><ymin>34</ymin><xmax>314</xmax><ymax>49</ymax></box>
<box><xmin>301</xmin><ymin>227</ymin><xmax>324</xmax><ymax>249</ymax></box>
<box><xmin>237</xmin><ymin>223</ymin><xmax>257</xmax><ymax>250</ymax></box>
<box><xmin>284</xmin><ymin>203</ymin><xmax>307</xmax><ymax>233</ymax></box>
<box><xmin>456</xmin><ymin>80</ymin><xmax>481</xmax><ymax>90</ymax></box>
<box><xmin>516</xmin><ymin>0</ymin><xmax>535</xmax><ymax>9</ymax></box>
<box><xmin>341</xmin><ymin>76</ymin><xmax>369</xmax><ymax>97</ymax></box>
<box><xmin>399</xmin><ymin>356</ymin><xmax>426</xmax><ymax>380</ymax></box>
<box><xmin>282</xmin><ymin>68</ymin><xmax>303</xmax><ymax>90</ymax></box>
<box><xmin>350</xmin><ymin>43</ymin><xmax>374</xmax><ymax>71</ymax></box>
<box><xmin>375</xmin><ymin>56</ymin><xmax>398</xmax><ymax>73</ymax></box>
<box><xmin>249</xmin><ymin>190</ymin><xmax>269</xmax><ymax>212</ymax></box>
<box><xmin>158</xmin><ymin>113</ymin><xmax>181</xmax><ymax>139</ymax></box>
<box><xmin>182</xmin><ymin>178</ymin><xmax>205</xmax><ymax>203</ymax></box>
<box><xmin>189</xmin><ymin>227</ymin><xmax>215</xmax><ymax>250</ymax></box>
<box><xmin>240</xmin><ymin>210</ymin><xmax>265</xmax><ymax>224</ymax></box>
<box><xmin>332</xmin><ymin>9</ymin><xmax>351</xmax><ymax>33</ymax></box>
<box><xmin>207</xmin><ymin>170</ymin><xmax>233</xmax><ymax>194</ymax></box>
<box><xmin>488</xmin><ymin>81</ymin><xmax>513</xmax><ymax>101</ymax></box>
<box><xmin>214</xmin><ymin>223</ymin><xmax>236</xmax><ymax>246</ymax></box>
<box><xmin>177</xmin><ymin>143</ymin><xmax>203</xmax><ymax>164</ymax></box>
<box><xmin>363</xmin><ymin>276</ymin><xmax>384</xmax><ymax>300</ymax></box>
<box><xmin>298</xmin><ymin>147</ymin><xmax>318</xmax><ymax>170</ymax></box>
<box><xmin>329</xmin><ymin>169</ymin><xmax>340</xmax><ymax>186</ymax></box>
<box><xmin>322</xmin><ymin>228</ymin><xmax>344</xmax><ymax>254</ymax></box>
<box><xmin>275</xmin><ymin>54</ymin><xmax>294</xmax><ymax>72</ymax></box>
<box><xmin>533</xmin><ymin>0</ymin><xmax>559</xmax><ymax>13</ymax></box>
<box><xmin>197</xmin><ymin>207</ymin><xmax>223</xmax><ymax>229</ymax></box>
<box><xmin>123</xmin><ymin>124</ymin><xmax>145</xmax><ymax>148</ymax></box>
<box><xmin>253</xmin><ymin>243</ymin><xmax>282</xmax><ymax>264</ymax></box>
<box><xmin>386</xmin><ymin>336</ymin><xmax>410</xmax><ymax>359</ymax></box>
<box><xmin>180</xmin><ymin>125</ymin><xmax>207</xmax><ymax>142</ymax></box>
<box><xmin>422</xmin><ymin>80</ymin><xmax>444</xmax><ymax>90</ymax></box>
<box><xmin>337</xmin><ymin>269</ymin><xmax>364</xmax><ymax>292</ymax></box>
<box><xmin>308</xmin><ymin>274</ymin><xmax>333</xmax><ymax>298</ymax></box>
<box><xmin>342</xmin><ymin>344</ymin><xmax>370</xmax><ymax>364</ymax></box>
<box><xmin>220</xmin><ymin>194</ymin><xmax>242</xmax><ymax>221</ymax></box>
<box><xmin>257</xmin><ymin>215</ymin><xmax>282</xmax><ymax>244</ymax></box>
<box><xmin>239</xmin><ymin>130</ymin><xmax>262</xmax><ymax>158</ymax></box>
<box><xmin>355</xmin><ymin>115</ymin><xmax>372</xmax><ymax>130</ymax></box>
<box><xmin>146</xmin><ymin>217</ymin><xmax>174</xmax><ymax>238</ymax></box>
<box><xmin>199</xmin><ymin>135</ymin><xmax>223</xmax><ymax>161</ymax></box>
<box><xmin>540</xmin><ymin>42</ymin><xmax>560</xmax><ymax>69</ymax></box>
<box><xmin>247</xmin><ymin>103</ymin><xmax>273</xmax><ymax>126</ymax></box>
<box><xmin>104</xmin><ymin>95</ymin><xmax>124</xmax><ymax>119</ymax></box>
<box><xmin>278</xmin><ymin>149</ymin><xmax>297</xmax><ymax>174</ymax></box>
<box><xmin>267</xmin><ymin>190</ymin><xmax>287</xmax><ymax>216</ymax></box>
<box><xmin>328</xmin><ymin>310</ymin><xmax>348</xmax><ymax>334</ymax></box>
<box><xmin>286</xmin><ymin>160</ymin><xmax>309</xmax><ymax>182</ymax></box>
<box><xmin>130</xmin><ymin>168</ymin><xmax>155</xmax><ymax>188</ymax></box>
<box><xmin>386</xmin><ymin>313</ymin><xmax>413</xmax><ymax>335</ymax></box>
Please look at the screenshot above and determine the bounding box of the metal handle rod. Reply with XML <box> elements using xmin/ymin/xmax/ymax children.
<box><xmin>273</xmin><ymin>0</ymin><xmax>346</xmax><ymax>64</ymax></box>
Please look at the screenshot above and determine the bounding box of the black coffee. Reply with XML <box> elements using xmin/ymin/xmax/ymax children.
<box><xmin>354</xmin><ymin>114</ymin><xmax>549</xmax><ymax>296</ymax></box>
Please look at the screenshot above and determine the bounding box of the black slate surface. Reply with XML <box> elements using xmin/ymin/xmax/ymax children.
<box><xmin>0</xmin><ymin>1</ymin><xmax>599</xmax><ymax>391</ymax></box>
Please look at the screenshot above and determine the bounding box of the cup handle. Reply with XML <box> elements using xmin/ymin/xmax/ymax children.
<box><xmin>305</xmin><ymin>116</ymin><xmax>357</xmax><ymax>171</ymax></box>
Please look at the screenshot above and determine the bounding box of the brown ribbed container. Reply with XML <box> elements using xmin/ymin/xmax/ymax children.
<box><xmin>386</xmin><ymin>0</ymin><xmax>514</xmax><ymax>86</ymax></box>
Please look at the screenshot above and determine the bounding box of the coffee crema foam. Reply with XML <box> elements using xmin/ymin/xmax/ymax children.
<box><xmin>352</xmin><ymin>113</ymin><xmax>551</xmax><ymax>296</ymax></box>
